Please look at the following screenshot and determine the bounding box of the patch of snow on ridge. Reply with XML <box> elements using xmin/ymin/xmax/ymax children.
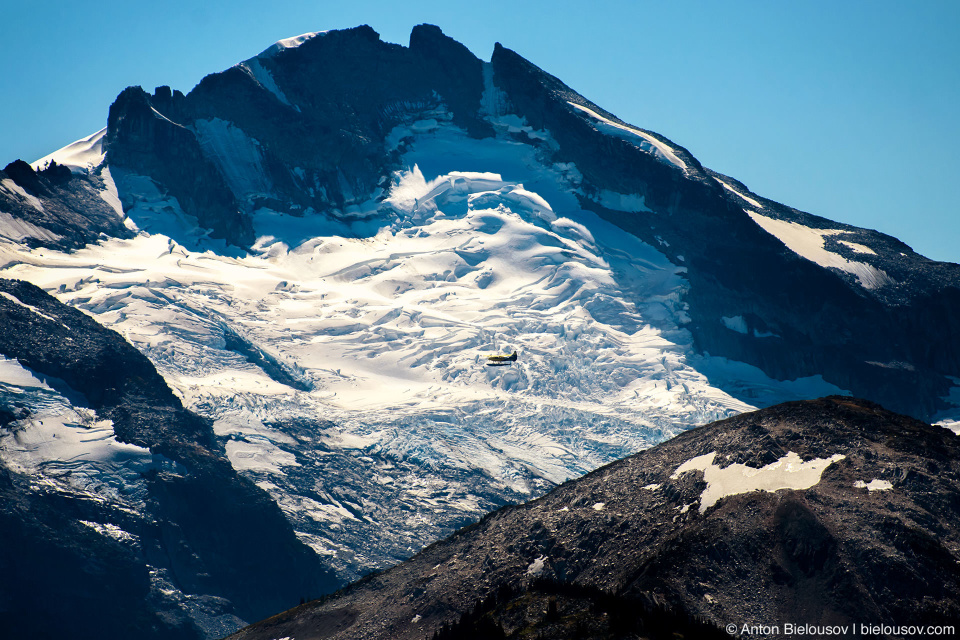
<box><xmin>671</xmin><ymin>451</ymin><xmax>845</xmax><ymax>513</ymax></box>
<box><xmin>938</xmin><ymin>420</ymin><xmax>960</xmax><ymax>435</ymax></box>
<box><xmin>0</xmin><ymin>291</ymin><xmax>69</xmax><ymax>328</ymax></box>
<box><xmin>715</xmin><ymin>178</ymin><xmax>762</xmax><ymax>209</ymax></box>
<box><xmin>854</xmin><ymin>479</ymin><xmax>892</xmax><ymax>492</ymax></box>
<box><xmin>240</xmin><ymin>58</ymin><xmax>292</xmax><ymax>106</ymax></box>
<box><xmin>31</xmin><ymin>128</ymin><xmax>106</xmax><ymax>174</ymax></box>
<box><xmin>567</xmin><ymin>102</ymin><xmax>686</xmax><ymax>171</ymax></box>
<box><xmin>721</xmin><ymin>315</ymin><xmax>748</xmax><ymax>335</ymax></box>
<box><xmin>747</xmin><ymin>211</ymin><xmax>893</xmax><ymax>290</ymax></box>
<box><xmin>838</xmin><ymin>240</ymin><xmax>876</xmax><ymax>255</ymax></box>
<box><xmin>256</xmin><ymin>31</ymin><xmax>325</xmax><ymax>58</ymax></box>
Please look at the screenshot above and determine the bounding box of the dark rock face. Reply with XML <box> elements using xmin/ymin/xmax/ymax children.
<box><xmin>106</xmin><ymin>86</ymin><xmax>247</xmax><ymax>244</ymax></box>
<box><xmin>0</xmin><ymin>279</ymin><xmax>340</xmax><ymax>637</ymax></box>
<box><xmin>104</xmin><ymin>24</ymin><xmax>491</xmax><ymax>248</ymax></box>
<box><xmin>228</xmin><ymin>398</ymin><xmax>960</xmax><ymax>640</ymax></box>
<box><xmin>0</xmin><ymin>159</ymin><xmax>132</xmax><ymax>250</ymax></box>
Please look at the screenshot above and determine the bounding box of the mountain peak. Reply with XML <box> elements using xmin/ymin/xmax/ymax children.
<box><xmin>2</xmin><ymin>24</ymin><xmax>960</xmax><ymax>638</ymax></box>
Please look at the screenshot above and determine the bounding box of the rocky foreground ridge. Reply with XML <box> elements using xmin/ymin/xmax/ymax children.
<box><xmin>229</xmin><ymin>397</ymin><xmax>960</xmax><ymax>640</ymax></box>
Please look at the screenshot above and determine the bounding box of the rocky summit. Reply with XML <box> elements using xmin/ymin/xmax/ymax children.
<box><xmin>228</xmin><ymin>397</ymin><xmax>960</xmax><ymax>640</ymax></box>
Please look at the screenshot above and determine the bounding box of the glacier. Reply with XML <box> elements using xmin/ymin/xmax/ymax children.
<box><xmin>0</xmin><ymin>109</ymin><xmax>854</xmax><ymax>581</ymax></box>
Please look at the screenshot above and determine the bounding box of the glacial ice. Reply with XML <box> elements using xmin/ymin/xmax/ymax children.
<box><xmin>0</xmin><ymin>116</ymin><xmax>856</xmax><ymax>580</ymax></box>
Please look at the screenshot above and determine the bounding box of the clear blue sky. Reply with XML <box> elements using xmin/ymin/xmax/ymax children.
<box><xmin>3</xmin><ymin>0</ymin><xmax>958</xmax><ymax>262</ymax></box>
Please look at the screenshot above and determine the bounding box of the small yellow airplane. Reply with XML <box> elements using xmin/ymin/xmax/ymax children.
<box><xmin>486</xmin><ymin>350</ymin><xmax>518</xmax><ymax>366</ymax></box>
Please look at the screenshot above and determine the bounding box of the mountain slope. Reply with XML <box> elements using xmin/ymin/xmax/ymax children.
<box><xmin>10</xmin><ymin>24</ymin><xmax>958</xmax><ymax>422</ymax></box>
<box><xmin>227</xmin><ymin>397</ymin><xmax>960</xmax><ymax>640</ymax></box>
<box><xmin>0</xmin><ymin>279</ymin><xmax>338</xmax><ymax>638</ymax></box>
<box><xmin>0</xmin><ymin>23</ymin><xmax>959</xmax><ymax>634</ymax></box>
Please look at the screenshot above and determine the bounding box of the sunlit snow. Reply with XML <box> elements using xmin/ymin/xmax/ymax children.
<box><xmin>854</xmin><ymin>479</ymin><xmax>892</xmax><ymax>492</ymax></box>
<box><xmin>32</xmin><ymin>128</ymin><xmax>106</xmax><ymax>173</ymax></box>
<box><xmin>0</xmin><ymin>114</ymin><xmax>852</xmax><ymax>579</ymax></box>
<box><xmin>257</xmin><ymin>32</ymin><xmax>325</xmax><ymax>58</ymax></box>
<box><xmin>0</xmin><ymin>178</ymin><xmax>44</xmax><ymax>212</ymax></box>
<box><xmin>567</xmin><ymin>102</ymin><xmax>686</xmax><ymax>171</ymax></box>
<box><xmin>747</xmin><ymin>211</ymin><xmax>892</xmax><ymax>289</ymax></box>
<box><xmin>671</xmin><ymin>450</ymin><xmax>845</xmax><ymax>513</ymax></box>
<box><xmin>0</xmin><ymin>356</ymin><xmax>163</xmax><ymax>499</ymax></box>
<box><xmin>715</xmin><ymin>178</ymin><xmax>762</xmax><ymax>209</ymax></box>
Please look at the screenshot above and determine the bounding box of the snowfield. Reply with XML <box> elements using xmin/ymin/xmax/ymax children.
<box><xmin>2</xmin><ymin>115</ymin><xmax>850</xmax><ymax>580</ymax></box>
<box><xmin>747</xmin><ymin>211</ymin><xmax>893</xmax><ymax>290</ymax></box>
<box><xmin>671</xmin><ymin>450</ymin><xmax>846</xmax><ymax>513</ymax></box>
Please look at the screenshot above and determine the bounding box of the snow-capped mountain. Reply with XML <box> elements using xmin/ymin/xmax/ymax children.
<box><xmin>227</xmin><ymin>397</ymin><xmax>960</xmax><ymax>640</ymax></box>
<box><xmin>1</xmin><ymin>23</ymin><xmax>959</xmax><ymax>638</ymax></box>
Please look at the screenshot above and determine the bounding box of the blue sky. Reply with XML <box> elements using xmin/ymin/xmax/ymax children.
<box><xmin>3</xmin><ymin>0</ymin><xmax>958</xmax><ymax>262</ymax></box>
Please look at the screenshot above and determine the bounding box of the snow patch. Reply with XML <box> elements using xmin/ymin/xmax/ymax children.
<box><xmin>526</xmin><ymin>555</ymin><xmax>547</xmax><ymax>576</ymax></box>
<box><xmin>747</xmin><ymin>211</ymin><xmax>893</xmax><ymax>289</ymax></box>
<box><xmin>715</xmin><ymin>178</ymin><xmax>762</xmax><ymax>209</ymax></box>
<box><xmin>0</xmin><ymin>210</ymin><xmax>61</xmax><ymax>244</ymax></box>
<box><xmin>0</xmin><ymin>356</ymin><xmax>160</xmax><ymax>499</ymax></box>
<box><xmin>838</xmin><ymin>240</ymin><xmax>876</xmax><ymax>255</ymax></box>
<box><xmin>592</xmin><ymin>189</ymin><xmax>653</xmax><ymax>213</ymax></box>
<box><xmin>1</xmin><ymin>178</ymin><xmax>44</xmax><ymax>212</ymax></box>
<box><xmin>671</xmin><ymin>451</ymin><xmax>845</xmax><ymax>513</ymax></box>
<box><xmin>225</xmin><ymin>438</ymin><xmax>299</xmax><ymax>475</ymax></box>
<box><xmin>32</xmin><ymin>128</ymin><xmax>107</xmax><ymax>174</ymax></box>
<box><xmin>79</xmin><ymin>520</ymin><xmax>138</xmax><ymax>544</ymax></box>
<box><xmin>854</xmin><ymin>479</ymin><xmax>892</xmax><ymax>492</ymax></box>
<box><xmin>866</xmin><ymin>360</ymin><xmax>915</xmax><ymax>372</ymax></box>
<box><xmin>0</xmin><ymin>291</ymin><xmax>69</xmax><ymax>328</ymax></box>
<box><xmin>99</xmin><ymin>167</ymin><xmax>125</xmax><ymax>217</ymax></box>
<box><xmin>567</xmin><ymin>102</ymin><xmax>686</xmax><ymax>170</ymax></box>
<box><xmin>194</xmin><ymin>118</ymin><xmax>271</xmax><ymax>198</ymax></box>
<box><xmin>240</xmin><ymin>58</ymin><xmax>291</xmax><ymax>106</ymax></box>
<box><xmin>938</xmin><ymin>420</ymin><xmax>960</xmax><ymax>436</ymax></box>
<box><xmin>721</xmin><ymin>315</ymin><xmax>748</xmax><ymax>335</ymax></box>
<box><xmin>256</xmin><ymin>31</ymin><xmax>325</xmax><ymax>59</ymax></box>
